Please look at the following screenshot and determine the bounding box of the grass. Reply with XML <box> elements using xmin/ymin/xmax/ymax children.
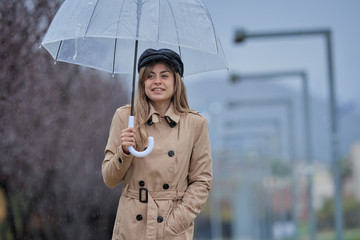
<box><xmin>317</xmin><ymin>228</ymin><xmax>360</xmax><ymax>240</ymax></box>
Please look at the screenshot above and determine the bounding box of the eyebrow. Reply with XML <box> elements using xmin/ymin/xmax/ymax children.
<box><xmin>150</xmin><ymin>70</ymin><xmax>171</xmax><ymax>74</ymax></box>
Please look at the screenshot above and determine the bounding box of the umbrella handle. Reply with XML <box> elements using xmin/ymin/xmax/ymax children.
<box><xmin>127</xmin><ymin>116</ymin><xmax>154</xmax><ymax>157</ymax></box>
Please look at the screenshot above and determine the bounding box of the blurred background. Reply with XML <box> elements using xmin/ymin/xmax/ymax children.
<box><xmin>1</xmin><ymin>0</ymin><xmax>360</xmax><ymax>240</ymax></box>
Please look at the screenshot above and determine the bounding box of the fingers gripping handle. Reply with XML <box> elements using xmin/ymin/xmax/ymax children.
<box><xmin>127</xmin><ymin>116</ymin><xmax>154</xmax><ymax>157</ymax></box>
<box><xmin>128</xmin><ymin>137</ymin><xmax>154</xmax><ymax>157</ymax></box>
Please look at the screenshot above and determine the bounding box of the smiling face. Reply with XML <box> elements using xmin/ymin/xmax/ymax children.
<box><xmin>144</xmin><ymin>62</ymin><xmax>175</xmax><ymax>108</ymax></box>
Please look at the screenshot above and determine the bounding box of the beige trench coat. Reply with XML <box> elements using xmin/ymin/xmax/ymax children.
<box><xmin>102</xmin><ymin>104</ymin><xmax>212</xmax><ymax>240</ymax></box>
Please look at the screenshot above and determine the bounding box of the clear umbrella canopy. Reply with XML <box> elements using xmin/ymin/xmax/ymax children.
<box><xmin>41</xmin><ymin>0</ymin><xmax>228</xmax><ymax>76</ymax></box>
<box><xmin>42</xmin><ymin>0</ymin><xmax>228</xmax><ymax>157</ymax></box>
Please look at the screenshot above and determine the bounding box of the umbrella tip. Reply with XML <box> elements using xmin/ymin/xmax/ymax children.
<box><xmin>112</xmin><ymin>74</ymin><xmax>115</xmax><ymax>78</ymax></box>
<box><xmin>54</xmin><ymin>61</ymin><xmax>57</xmax><ymax>65</ymax></box>
<box><xmin>39</xmin><ymin>45</ymin><xmax>42</xmax><ymax>49</ymax></box>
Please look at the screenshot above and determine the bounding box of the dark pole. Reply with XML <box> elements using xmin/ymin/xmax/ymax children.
<box><xmin>297</xmin><ymin>72</ymin><xmax>317</xmax><ymax>240</ymax></box>
<box><xmin>234</xmin><ymin>29</ymin><xmax>343</xmax><ymax>240</ymax></box>
<box><xmin>325</xmin><ymin>31</ymin><xmax>343</xmax><ymax>240</ymax></box>
<box><xmin>300</xmin><ymin>72</ymin><xmax>317</xmax><ymax>240</ymax></box>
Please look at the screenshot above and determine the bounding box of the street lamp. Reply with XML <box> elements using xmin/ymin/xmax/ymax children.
<box><xmin>228</xmin><ymin>98</ymin><xmax>297</xmax><ymax>240</ymax></box>
<box><xmin>231</xmin><ymin>70</ymin><xmax>314</xmax><ymax>240</ymax></box>
<box><xmin>233</xmin><ymin>29</ymin><xmax>342</xmax><ymax>240</ymax></box>
<box><xmin>206</xmin><ymin>102</ymin><xmax>224</xmax><ymax>240</ymax></box>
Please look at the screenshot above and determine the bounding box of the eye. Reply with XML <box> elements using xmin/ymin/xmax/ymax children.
<box><xmin>147</xmin><ymin>74</ymin><xmax>155</xmax><ymax>79</ymax></box>
<box><xmin>161</xmin><ymin>74</ymin><xmax>169</xmax><ymax>78</ymax></box>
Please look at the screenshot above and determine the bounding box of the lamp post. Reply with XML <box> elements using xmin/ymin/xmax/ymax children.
<box><xmin>206</xmin><ymin>102</ymin><xmax>224</xmax><ymax>240</ymax></box>
<box><xmin>228</xmin><ymin>98</ymin><xmax>297</xmax><ymax>240</ymax></box>
<box><xmin>233</xmin><ymin>29</ymin><xmax>342</xmax><ymax>240</ymax></box>
<box><xmin>231</xmin><ymin>70</ymin><xmax>314</xmax><ymax>240</ymax></box>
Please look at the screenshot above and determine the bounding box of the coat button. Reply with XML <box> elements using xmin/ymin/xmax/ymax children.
<box><xmin>163</xmin><ymin>183</ymin><xmax>169</xmax><ymax>190</ymax></box>
<box><xmin>139</xmin><ymin>180</ymin><xmax>145</xmax><ymax>187</ymax></box>
<box><xmin>157</xmin><ymin>216</ymin><xmax>163</xmax><ymax>223</ymax></box>
<box><xmin>168</xmin><ymin>150</ymin><xmax>174</xmax><ymax>157</ymax></box>
<box><xmin>136</xmin><ymin>214</ymin><xmax>143</xmax><ymax>221</ymax></box>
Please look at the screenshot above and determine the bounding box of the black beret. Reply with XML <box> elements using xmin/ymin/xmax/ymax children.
<box><xmin>138</xmin><ymin>48</ymin><xmax>184</xmax><ymax>77</ymax></box>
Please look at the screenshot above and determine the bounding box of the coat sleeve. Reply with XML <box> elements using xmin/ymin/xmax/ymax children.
<box><xmin>166</xmin><ymin>115</ymin><xmax>212</xmax><ymax>234</ymax></box>
<box><xmin>102</xmin><ymin>107</ymin><xmax>134</xmax><ymax>188</ymax></box>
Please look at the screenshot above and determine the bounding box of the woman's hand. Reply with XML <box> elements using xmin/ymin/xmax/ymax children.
<box><xmin>120</xmin><ymin>127</ymin><xmax>136</xmax><ymax>153</ymax></box>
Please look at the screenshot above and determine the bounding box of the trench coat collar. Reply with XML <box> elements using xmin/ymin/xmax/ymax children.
<box><xmin>147</xmin><ymin>103</ymin><xmax>180</xmax><ymax>124</ymax></box>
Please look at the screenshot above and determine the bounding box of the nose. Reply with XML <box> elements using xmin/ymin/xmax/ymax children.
<box><xmin>153</xmin><ymin>75</ymin><xmax>161</xmax><ymax>84</ymax></box>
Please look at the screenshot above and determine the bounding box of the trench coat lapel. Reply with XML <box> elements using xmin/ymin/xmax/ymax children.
<box><xmin>146</xmin><ymin>103</ymin><xmax>180</xmax><ymax>125</ymax></box>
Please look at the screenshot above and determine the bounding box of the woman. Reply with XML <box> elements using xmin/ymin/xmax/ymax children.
<box><xmin>102</xmin><ymin>48</ymin><xmax>212</xmax><ymax>240</ymax></box>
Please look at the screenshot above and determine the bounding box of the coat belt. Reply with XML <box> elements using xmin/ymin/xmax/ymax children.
<box><xmin>122</xmin><ymin>185</ymin><xmax>185</xmax><ymax>240</ymax></box>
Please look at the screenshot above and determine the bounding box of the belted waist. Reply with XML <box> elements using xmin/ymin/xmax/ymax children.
<box><xmin>122</xmin><ymin>185</ymin><xmax>186</xmax><ymax>239</ymax></box>
<box><xmin>123</xmin><ymin>186</ymin><xmax>185</xmax><ymax>201</ymax></box>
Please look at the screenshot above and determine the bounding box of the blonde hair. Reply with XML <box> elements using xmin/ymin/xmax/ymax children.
<box><xmin>133</xmin><ymin>61</ymin><xmax>189</xmax><ymax>149</ymax></box>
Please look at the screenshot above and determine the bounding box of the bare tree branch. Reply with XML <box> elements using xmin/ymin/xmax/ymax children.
<box><xmin>1</xmin><ymin>1</ymin><xmax>129</xmax><ymax>238</ymax></box>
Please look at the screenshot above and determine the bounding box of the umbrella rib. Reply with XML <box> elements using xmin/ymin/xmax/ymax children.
<box><xmin>55</xmin><ymin>40</ymin><xmax>63</xmax><ymax>62</ymax></box>
<box><xmin>111</xmin><ymin>0</ymin><xmax>126</xmax><ymax>75</ymax></box>
<box><xmin>157</xmin><ymin>0</ymin><xmax>160</xmax><ymax>42</ymax></box>
<box><xmin>202</xmin><ymin>1</ymin><xmax>220</xmax><ymax>55</ymax></box>
<box><xmin>135</xmin><ymin>0</ymin><xmax>144</xmax><ymax>38</ymax></box>
<box><xmin>84</xmin><ymin>0</ymin><xmax>100</xmax><ymax>37</ymax></box>
<box><xmin>116</xmin><ymin>0</ymin><xmax>127</xmax><ymax>37</ymax></box>
<box><xmin>112</xmin><ymin>38</ymin><xmax>118</xmax><ymax>75</ymax></box>
<box><xmin>165</xmin><ymin>0</ymin><xmax>182</xmax><ymax>57</ymax></box>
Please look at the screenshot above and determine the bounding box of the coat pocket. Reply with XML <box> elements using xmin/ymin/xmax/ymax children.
<box><xmin>164</xmin><ymin>199</ymin><xmax>192</xmax><ymax>236</ymax></box>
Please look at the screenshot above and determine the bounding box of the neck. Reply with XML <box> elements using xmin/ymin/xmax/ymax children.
<box><xmin>152</xmin><ymin>101</ymin><xmax>171</xmax><ymax>116</ymax></box>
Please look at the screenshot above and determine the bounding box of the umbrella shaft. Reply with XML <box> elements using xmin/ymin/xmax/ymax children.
<box><xmin>131</xmin><ymin>40</ymin><xmax>139</xmax><ymax>116</ymax></box>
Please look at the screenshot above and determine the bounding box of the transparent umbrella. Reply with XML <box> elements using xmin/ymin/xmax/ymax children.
<box><xmin>41</xmin><ymin>0</ymin><xmax>228</xmax><ymax>157</ymax></box>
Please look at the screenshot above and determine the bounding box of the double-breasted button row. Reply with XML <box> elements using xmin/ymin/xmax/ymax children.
<box><xmin>139</xmin><ymin>180</ymin><xmax>169</xmax><ymax>190</ymax></box>
<box><xmin>168</xmin><ymin>150</ymin><xmax>174</xmax><ymax>157</ymax></box>
<box><xmin>136</xmin><ymin>214</ymin><xmax>163</xmax><ymax>223</ymax></box>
